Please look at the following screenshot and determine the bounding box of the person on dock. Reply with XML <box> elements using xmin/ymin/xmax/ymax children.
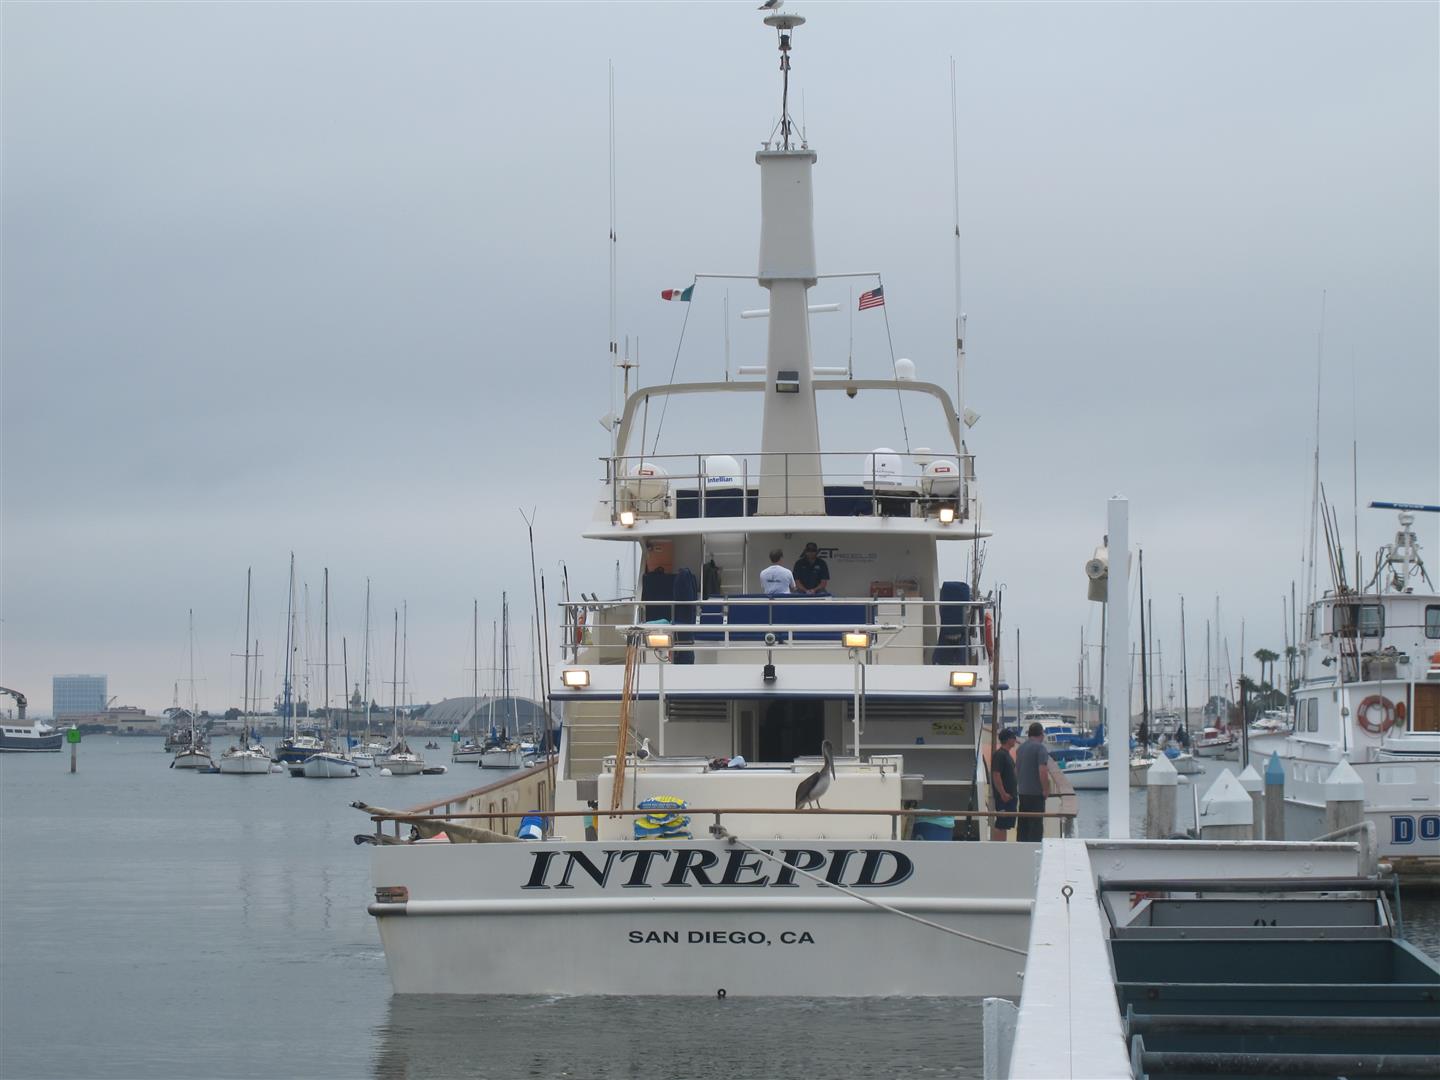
<box><xmin>1015</xmin><ymin>721</ymin><xmax>1052</xmax><ymax>842</ymax></box>
<box><xmin>759</xmin><ymin>549</ymin><xmax>796</xmax><ymax>596</ymax></box>
<box><xmin>990</xmin><ymin>728</ymin><xmax>1018</xmax><ymax>841</ymax></box>
<box><xmin>792</xmin><ymin>542</ymin><xmax>830</xmax><ymax>595</ymax></box>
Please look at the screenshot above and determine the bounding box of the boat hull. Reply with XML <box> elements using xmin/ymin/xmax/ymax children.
<box><xmin>480</xmin><ymin>748</ymin><xmax>527</xmax><ymax>769</ymax></box>
<box><xmin>171</xmin><ymin>749</ymin><xmax>213</xmax><ymax>769</ymax></box>
<box><xmin>371</xmin><ymin>839</ymin><xmax>1036</xmax><ymax>996</ymax></box>
<box><xmin>379</xmin><ymin>755</ymin><xmax>425</xmax><ymax>776</ymax></box>
<box><xmin>302</xmin><ymin>753</ymin><xmax>359</xmax><ymax>778</ymax></box>
<box><xmin>0</xmin><ymin>729</ymin><xmax>63</xmax><ymax>752</ymax></box>
<box><xmin>216</xmin><ymin>751</ymin><xmax>271</xmax><ymax>774</ymax></box>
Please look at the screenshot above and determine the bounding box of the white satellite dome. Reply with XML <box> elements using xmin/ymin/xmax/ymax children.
<box><xmin>703</xmin><ymin>454</ymin><xmax>742</xmax><ymax>488</ymax></box>
<box><xmin>894</xmin><ymin>358</ymin><xmax>916</xmax><ymax>381</ymax></box>
<box><xmin>865</xmin><ymin>447</ymin><xmax>906</xmax><ymax>490</ymax></box>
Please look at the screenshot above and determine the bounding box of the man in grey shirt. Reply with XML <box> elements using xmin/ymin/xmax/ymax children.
<box><xmin>1014</xmin><ymin>721</ymin><xmax>1052</xmax><ymax>842</ymax></box>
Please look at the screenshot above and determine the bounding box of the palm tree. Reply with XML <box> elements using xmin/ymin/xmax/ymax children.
<box><xmin>1254</xmin><ymin>648</ymin><xmax>1280</xmax><ymax>695</ymax></box>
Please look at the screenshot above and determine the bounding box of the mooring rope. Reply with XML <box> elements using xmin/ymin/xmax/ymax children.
<box><xmin>716</xmin><ymin>828</ymin><xmax>1027</xmax><ymax>956</ymax></box>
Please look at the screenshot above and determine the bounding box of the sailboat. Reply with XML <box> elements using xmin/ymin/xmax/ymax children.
<box><xmin>303</xmin><ymin>568</ymin><xmax>358</xmax><ymax>778</ymax></box>
<box><xmin>274</xmin><ymin>554</ymin><xmax>323</xmax><ymax>771</ymax></box>
<box><xmin>479</xmin><ymin>593</ymin><xmax>529</xmax><ymax>768</ymax></box>
<box><xmin>218</xmin><ymin>568</ymin><xmax>274</xmax><ymax>775</ymax></box>
<box><xmin>352</xmin><ymin>580</ymin><xmax>376</xmax><ymax>767</ymax></box>
<box><xmin>170</xmin><ymin>610</ymin><xmax>212</xmax><ymax>770</ymax></box>
<box><xmin>377</xmin><ymin>605</ymin><xmax>424</xmax><ymax>775</ymax></box>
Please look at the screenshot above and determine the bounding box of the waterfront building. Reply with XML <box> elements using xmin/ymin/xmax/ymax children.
<box><xmin>52</xmin><ymin>674</ymin><xmax>107</xmax><ymax>718</ymax></box>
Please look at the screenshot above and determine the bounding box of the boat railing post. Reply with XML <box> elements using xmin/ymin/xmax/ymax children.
<box><xmin>1237</xmin><ymin>764</ymin><xmax>1263</xmax><ymax>838</ymax></box>
<box><xmin>742</xmin><ymin>456</ymin><xmax>749</xmax><ymax>518</ymax></box>
<box><xmin>698</xmin><ymin>453</ymin><xmax>705</xmax><ymax>519</ymax></box>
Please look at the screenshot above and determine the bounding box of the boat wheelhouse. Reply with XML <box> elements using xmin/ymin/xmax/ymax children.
<box><xmin>1252</xmin><ymin>508</ymin><xmax>1440</xmax><ymax>880</ymax></box>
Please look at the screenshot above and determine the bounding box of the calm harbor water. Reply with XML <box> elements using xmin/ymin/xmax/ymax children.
<box><xmin>1</xmin><ymin>738</ymin><xmax>1433</xmax><ymax>1079</ymax></box>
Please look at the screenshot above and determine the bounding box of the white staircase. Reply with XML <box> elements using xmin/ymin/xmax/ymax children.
<box><xmin>705</xmin><ymin>533</ymin><xmax>747</xmax><ymax>596</ymax></box>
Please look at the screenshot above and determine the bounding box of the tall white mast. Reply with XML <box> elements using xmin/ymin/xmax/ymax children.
<box><xmin>756</xmin><ymin>12</ymin><xmax>823</xmax><ymax>514</ymax></box>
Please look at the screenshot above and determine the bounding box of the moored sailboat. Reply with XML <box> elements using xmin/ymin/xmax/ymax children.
<box><xmin>218</xmin><ymin>568</ymin><xmax>272</xmax><ymax>775</ymax></box>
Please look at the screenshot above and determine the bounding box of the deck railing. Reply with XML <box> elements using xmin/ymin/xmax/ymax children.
<box><xmin>605</xmin><ymin>450</ymin><xmax>976</xmax><ymax>523</ymax></box>
<box><xmin>558</xmin><ymin>596</ymin><xmax>992</xmax><ymax>665</ymax></box>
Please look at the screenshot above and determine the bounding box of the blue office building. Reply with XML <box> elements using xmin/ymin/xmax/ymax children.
<box><xmin>52</xmin><ymin>674</ymin><xmax>107</xmax><ymax>718</ymax></box>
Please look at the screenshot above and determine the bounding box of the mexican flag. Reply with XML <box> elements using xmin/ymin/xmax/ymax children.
<box><xmin>660</xmin><ymin>285</ymin><xmax>695</xmax><ymax>302</ymax></box>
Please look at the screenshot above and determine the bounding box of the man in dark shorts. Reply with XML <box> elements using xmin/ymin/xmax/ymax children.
<box><xmin>990</xmin><ymin>728</ymin><xmax>1018</xmax><ymax>840</ymax></box>
<box><xmin>1014</xmin><ymin>721</ymin><xmax>1052</xmax><ymax>842</ymax></box>
<box><xmin>792</xmin><ymin>542</ymin><xmax>830</xmax><ymax>595</ymax></box>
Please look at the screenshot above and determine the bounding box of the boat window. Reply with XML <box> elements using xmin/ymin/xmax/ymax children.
<box><xmin>1332</xmin><ymin>603</ymin><xmax>1383</xmax><ymax>637</ymax></box>
<box><xmin>1377</xmin><ymin>766</ymin><xmax>1416</xmax><ymax>785</ymax></box>
<box><xmin>1307</xmin><ymin>699</ymin><xmax>1319</xmax><ymax>732</ymax></box>
<box><xmin>1426</xmin><ymin>605</ymin><xmax>1440</xmax><ymax>639</ymax></box>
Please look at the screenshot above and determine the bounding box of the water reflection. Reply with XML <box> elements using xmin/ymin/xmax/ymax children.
<box><xmin>374</xmin><ymin>995</ymin><xmax>986</xmax><ymax>1080</ymax></box>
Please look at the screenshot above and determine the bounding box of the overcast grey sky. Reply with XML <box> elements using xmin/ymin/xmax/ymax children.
<box><xmin>3</xmin><ymin>2</ymin><xmax>1436</xmax><ymax>716</ymax></box>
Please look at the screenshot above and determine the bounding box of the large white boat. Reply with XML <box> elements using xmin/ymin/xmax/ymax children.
<box><xmin>0</xmin><ymin>687</ymin><xmax>62</xmax><ymax>754</ymax></box>
<box><xmin>1249</xmin><ymin>507</ymin><xmax>1440</xmax><ymax>879</ymax></box>
<box><xmin>365</xmin><ymin>13</ymin><xmax>1075</xmax><ymax>998</ymax></box>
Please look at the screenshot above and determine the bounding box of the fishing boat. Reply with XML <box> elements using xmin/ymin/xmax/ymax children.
<box><xmin>363</xmin><ymin>13</ymin><xmax>1067</xmax><ymax>997</ymax></box>
<box><xmin>1252</xmin><ymin>504</ymin><xmax>1440</xmax><ymax>880</ymax></box>
<box><xmin>0</xmin><ymin>688</ymin><xmax>62</xmax><ymax>753</ymax></box>
<box><xmin>171</xmin><ymin>612</ymin><xmax>212</xmax><ymax>770</ymax></box>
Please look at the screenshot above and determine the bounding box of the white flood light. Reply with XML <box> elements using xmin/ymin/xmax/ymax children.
<box><xmin>618</xmin><ymin>509</ymin><xmax>637</xmax><ymax>527</ymax></box>
<box><xmin>646</xmin><ymin>631</ymin><xmax>673</xmax><ymax>650</ymax></box>
<box><xmin>561</xmin><ymin>669</ymin><xmax>591</xmax><ymax>689</ymax></box>
<box><xmin>949</xmin><ymin>670</ymin><xmax>977</xmax><ymax>689</ymax></box>
<box><xmin>842</xmin><ymin>631</ymin><xmax>870</xmax><ymax>650</ymax></box>
<box><xmin>938</xmin><ymin>506</ymin><xmax>956</xmax><ymax>525</ymax></box>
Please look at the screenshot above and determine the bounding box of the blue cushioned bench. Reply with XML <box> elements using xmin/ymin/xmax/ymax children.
<box><xmin>692</xmin><ymin>596</ymin><xmax>872</xmax><ymax>642</ymax></box>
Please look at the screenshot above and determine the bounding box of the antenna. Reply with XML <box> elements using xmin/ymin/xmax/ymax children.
<box><xmin>950</xmin><ymin>55</ymin><xmax>966</xmax><ymax>431</ymax></box>
<box><xmin>764</xmin><ymin>11</ymin><xmax>806</xmax><ymax>150</ymax></box>
<box><xmin>608</xmin><ymin>60</ymin><xmax>620</xmax><ymax>454</ymax></box>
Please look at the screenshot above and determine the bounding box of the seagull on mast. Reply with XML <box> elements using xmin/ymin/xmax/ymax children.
<box><xmin>758</xmin><ymin>0</ymin><xmax>783</xmax><ymax>11</ymax></box>
<box><xmin>795</xmin><ymin>740</ymin><xmax>836</xmax><ymax>810</ymax></box>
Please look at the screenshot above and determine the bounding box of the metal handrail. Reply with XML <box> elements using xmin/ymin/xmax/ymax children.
<box><xmin>606</xmin><ymin>449</ymin><xmax>976</xmax><ymax>522</ymax></box>
<box><xmin>368</xmin><ymin>804</ymin><xmax>1075</xmax><ymax>843</ymax></box>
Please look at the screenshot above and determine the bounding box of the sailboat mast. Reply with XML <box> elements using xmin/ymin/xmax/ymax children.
<box><xmin>323</xmin><ymin>568</ymin><xmax>330</xmax><ymax>744</ymax></box>
<box><xmin>243</xmin><ymin>569</ymin><xmax>252</xmax><ymax>733</ymax></box>
<box><xmin>1180</xmin><ymin>596</ymin><xmax>1190</xmax><ymax>734</ymax></box>
<box><xmin>472</xmin><ymin>599</ymin><xmax>479</xmax><ymax>742</ymax></box>
<box><xmin>362</xmin><ymin>579</ymin><xmax>372</xmax><ymax>741</ymax></box>
<box><xmin>1138</xmin><ymin>550</ymin><xmax>1150</xmax><ymax>748</ymax></box>
<box><xmin>188</xmin><ymin>608</ymin><xmax>197</xmax><ymax>737</ymax></box>
<box><xmin>502</xmin><ymin>592</ymin><xmax>511</xmax><ymax>739</ymax></box>
<box><xmin>390</xmin><ymin>608</ymin><xmax>399</xmax><ymax>742</ymax></box>
<box><xmin>342</xmin><ymin>637</ymin><xmax>350</xmax><ymax>753</ymax></box>
<box><xmin>401</xmin><ymin>601</ymin><xmax>408</xmax><ymax>732</ymax></box>
<box><xmin>283</xmin><ymin>554</ymin><xmax>295</xmax><ymax>735</ymax></box>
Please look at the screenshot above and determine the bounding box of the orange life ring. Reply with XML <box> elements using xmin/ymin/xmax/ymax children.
<box><xmin>983</xmin><ymin>611</ymin><xmax>995</xmax><ymax>658</ymax></box>
<box><xmin>574</xmin><ymin>609</ymin><xmax>587</xmax><ymax>648</ymax></box>
<box><xmin>1356</xmin><ymin>694</ymin><xmax>1395</xmax><ymax>736</ymax></box>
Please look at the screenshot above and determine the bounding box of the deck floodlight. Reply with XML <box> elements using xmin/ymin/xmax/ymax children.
<box><xmin>949</xmin><ymin>670</ymin><xmax>977</xmax><ymax>689</ymax></box>
<box><xmin>762</xmin><ymin>663</ymin><xmax>777</xmax><ymax>683</ymax></box>
<box><xmin>618</xmin><ymin>509</ymin><xmax>637</xmax><ymax>527</ymax></box>
<box><xmin>775</xmin><ymin>369</ymin><xmax>800</xmax><ymax>394</ymax></box>
<box><xmin>646</xmin><ymin>630</ymin><xmax>673</xmax><ymax>650</ymax></box>
<box><xmin>842</xmin><ymin>631</ymin><xmax>870</xmax><ymax>649</ymax></box>
<box><xmin>938</xmin><ymin>506</ymin><xmax>956</xmax><ymax>525</ymax></box>
<box><xmin>561</xmin><ymin>668</ymin><xmax>591</xmax><ymax>689</ymax></box>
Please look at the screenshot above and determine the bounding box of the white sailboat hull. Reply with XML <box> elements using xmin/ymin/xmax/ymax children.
<box><xmin>352</xmin><ymin>752</ymin><xmax>375</xmax><ymax>768</ymax></box>
<box><xmin>216</xmin><ymin>750</ymin><xmax>272</xmax><ymax>775</ymax></box>
<box><xmin>172</xmin><ymin>749</ymin><xmax>212</xmax><ymax>770</ymax></box>
<box><xmin>371</xmin><ymin>839</ymin><xmax>1036</xmax><ymax>997</ymax></box>
<box><xmin>480</xmin><ymin>748</ymin><xmax>527</xmax><ymax>769</ymax></box>
<box><xmin>380</xmin><ymin>754</ymin><xmax>425</xmax><ymax>776</ymax></box>
<box><xmin>302</xmin><ymin>753</ymin><xmax>359</xmax><ymax>778</ymax></box>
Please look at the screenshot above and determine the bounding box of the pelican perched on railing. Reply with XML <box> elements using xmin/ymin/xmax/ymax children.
<box><xmin>795</xmin><ymin>740</ymin><xmax>836</xmax><ymax>810</ymax></box>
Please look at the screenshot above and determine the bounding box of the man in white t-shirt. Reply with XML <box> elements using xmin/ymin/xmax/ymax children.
<box><xmin>759</xmin><ymin>548</ymin><xmax>796</xmax><ymax>595</ymax></box>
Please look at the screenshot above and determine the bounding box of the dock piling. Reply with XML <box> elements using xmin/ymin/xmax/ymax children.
<box><xmin>1236</xmin><ymin>764</ymin><xmax>1262</xmax><ymax>838</ymax></box>
<box><xmin>1264</xmin><ymin>751</ymin><xmax>1285</xmax><ymax>840</ymax></box>
<box><xmin>1144</xmin><ymin>752</ymin><xmax>1176</xmax><ymax>838</ymax></box>
<box><xmin>1324</xmin><ymin>759</ymin><xmax>1365</xmax><ymax>836</ymax></box>
<box><xmin>1197</xmin><ymin>769</ymin><xmax>1252</xmax><ymax>840</ymax></box>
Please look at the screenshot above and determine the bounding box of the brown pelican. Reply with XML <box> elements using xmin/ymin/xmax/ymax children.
<box><xmin>794</xmin><ymin>740</ymin><xmax>835</xmax><ymax>810</ymax></box>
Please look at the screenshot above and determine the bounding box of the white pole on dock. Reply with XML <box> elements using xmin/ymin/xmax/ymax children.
<box><xmin>1105</xmin><ymin>496</ymin><xmax>1131</xmax><ymax>838</ymax></box>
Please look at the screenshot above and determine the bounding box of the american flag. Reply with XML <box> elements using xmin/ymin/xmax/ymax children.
<box><xmin>858</xmin><ymin>285</ymin><xmax>885</xmax><ymax>310</ymax></box>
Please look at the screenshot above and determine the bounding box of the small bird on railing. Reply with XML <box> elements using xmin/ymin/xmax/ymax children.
<box><xmin>795</xmin><ymin>740</ymin><xmax>835</xmax><ymax>810</ymax></box>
